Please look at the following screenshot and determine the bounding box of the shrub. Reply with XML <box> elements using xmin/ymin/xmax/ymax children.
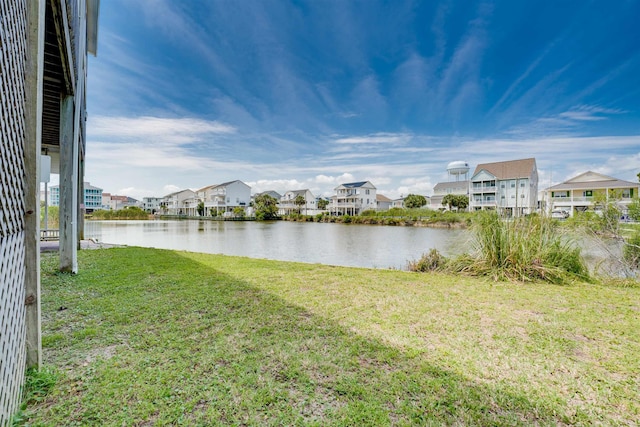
<box><xmin>449</xmin><ymin>212</ymin><xmax>589</xmax><ymax>283</ymax></box>
<box><xmin>623</xmin><ymin>231</ymin><xmax>640</xmax><ymax>269</ymax></box>
<box><xmin>407</xmin><ymin>249</ymin><xmax>447</xmax><ymax>272</ymax></box>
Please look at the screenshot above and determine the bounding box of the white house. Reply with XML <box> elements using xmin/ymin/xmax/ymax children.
<box><xmin>391</xmin><ymin>197</ymin><xmax>405</xmax><ymax>209</ymax></box>
<box><xmin>198</xmin><ymin>180</ymin><xmax>251</xmax><ymax>215</ymax></box>
<box><xmin>161</xmin><ymin>189</ymin><xmax>197</xmax><ymax>215</ymax></box>
<box><xmin>430</xmin><ymin>181</ymin><xmax>469</xmax><ymax>210</ymax></box>
<box><xmin>143</xmin><ymin>197</ymin><xmax>163</xmax><ymax>214</ymax></box>
<box><xmin>469</xmin><ymin>158</ymin><xmax>538</xmax><ymax>217</ymax></box>
<box><xmin>543</xmin><ymin>171</ymin><xmax>639</xmax><ymax>217</ymax></box>
<box><xmin>376</xmin><ymin>194</ymin><xmax>393</xmax><ymax>211</ymax></box>
<box><xmin>279</xmin><ymin>189</ymin><xmax>316</xmax><ymax>215</ymax></box>
<box><xmin>331</xmin><ymin>181</ymin><xmax>377</xmax><ymax>215</ymax></box>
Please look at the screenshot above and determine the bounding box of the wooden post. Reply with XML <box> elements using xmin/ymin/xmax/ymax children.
<box><xmin>59</xmin><ymin>95</ymin><xmax>78</xmax><ymax>273</ymax></box>
<box><xmin>24</xmin><ymin>0</ymin><xmax>46</xmax><ymax>369</ymax></box>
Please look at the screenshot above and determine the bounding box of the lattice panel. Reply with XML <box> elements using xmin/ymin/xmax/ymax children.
<box><xmin>0</xmin><ymin>0</ymin><xmax>27</xmax><ymax>239</ymax></box>
<box><xmin>0</xmin><ymin>0</ymin><xmax>28</xmax><ymax>425</ymax></box>
<box><xmin>0</xmin><ymin>233</ymin><xmax>26</xmax><ymax>426</ymax></box>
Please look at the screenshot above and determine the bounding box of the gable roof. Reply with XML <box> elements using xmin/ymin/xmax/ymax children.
<box><xmin>254</xmin><ymin>190</ymin><xmax>282</xmax><ymax>199</ymax></box>
<box><xmin>283</xmin><ymin>189</ymin><xmax>313</xmax><ymax>198</ymax></box>
<box><xmin>335</xmin><ymin>181</ymin><xmax>376</xmax><ymax>190</ymax></box>
<box><xmin>342</xmin><ymin>181</ymin><xmax>369</xmax><ymax>188</ymax></box>
<box><xmin>376</xmin><ymin>194</ymin><xmax>392</xmax><ymax>202</ymax></box>
<box><xmin>433</xmin><ymin>181</ymin><xmax>468</xmax><ymax>193</ymax></box>
<box><xmin>547</xmin><ymin>171</ymin><xmax>639</xmax><ymax>191</ymax></box>
<box><xmin>472</xmin><ymin>158</ymin><xmax>536</xmax><ymax>180</ymax></box>
<box><xmin>163</xmin><ymin>188</ymin><xmax>195</xmax><ymax>198</ymax></box>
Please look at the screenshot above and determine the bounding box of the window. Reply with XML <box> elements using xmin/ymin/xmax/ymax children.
<box><xmin>501</xmin><ymin>183</ymin><xmax>505</xmax><ymax>188</ymax></box>
<box><xmin>365</xmin><ymin>189</ymin><xmax>370</xmax><ymax>195</ymax></box>
<box><xmin>510</xmin><ymin>181</ymin><xmax>515</xmax><ymax>188</ymax></box>
<box><xmin>622</xmin><ymin>189</ymin><xmax>631</xmax><ymax>198</ymax></box>
<box><xmin>583</xmin><ymin>190</ymin><xmax>592</xmax><ymax>197</ymax></box>
<box><xmin>520</xmin><ymin>182</ymin><xmax>526</xmax><ymax>187</ymax></box>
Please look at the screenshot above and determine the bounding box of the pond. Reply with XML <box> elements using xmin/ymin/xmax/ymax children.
<box><xmin>84</xmin><ymin>220</ymin><xmax>468</xmax><ymax>270</ymax></box>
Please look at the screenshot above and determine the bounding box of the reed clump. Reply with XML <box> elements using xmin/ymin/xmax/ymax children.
<box><xmin>448</xmin><ymin>212</ymin><xmax>588</xmax><ymax>283</ymax></box>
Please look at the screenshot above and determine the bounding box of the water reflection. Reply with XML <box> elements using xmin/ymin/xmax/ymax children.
<box><xmin>85</xmin><ymin>220</ymin><xmax>467</xmax><ymax>270</ymax></box>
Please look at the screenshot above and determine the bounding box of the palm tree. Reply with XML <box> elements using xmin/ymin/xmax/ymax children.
<box><xmin>294</xmin><ymin>194</ymin><xmax>306</xmax><ymax>214</ymax></box>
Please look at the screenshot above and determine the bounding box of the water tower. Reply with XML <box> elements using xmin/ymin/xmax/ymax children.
<box><xmin>447</xmin><ymin>161</ymin><xmax>470</xmax><ymax>181</ymax></box>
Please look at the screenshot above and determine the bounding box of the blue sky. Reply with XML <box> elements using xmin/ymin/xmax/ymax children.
<box><xmin>84</xmin><ymin>0</ymin><xmax>640</xmax><ymax>199</ymax></box>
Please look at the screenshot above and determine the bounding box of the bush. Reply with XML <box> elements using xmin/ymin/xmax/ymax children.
<box><xmin>91</xmin><ymin>206</ymin><xmax>149</xmax><ymax>220</ymax></box>
<box><xmin>449</xmin><ymin>212</ymin><xmax>589</xmax><ymax>283</ymax></box>
<box><xmin>407</xmin><ymin>249</ymin><xmax>447</xmax><ymax>272</ymax></box>
<box><xmin>623</xmin><ymin>231</ymin><xmax>640</xmax><ymax>269</ymax></box>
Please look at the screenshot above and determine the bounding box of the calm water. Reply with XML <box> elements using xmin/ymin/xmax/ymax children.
<box><xmin>85</xmin><ymin>220</ymin><xmax>467</xmax><ymax>270</ymax></box>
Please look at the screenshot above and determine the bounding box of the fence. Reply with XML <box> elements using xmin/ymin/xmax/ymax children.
<box><xmin>0</xmin><ymin>0</ymin><xmax>28</xmax><ymax>424</ymax></box>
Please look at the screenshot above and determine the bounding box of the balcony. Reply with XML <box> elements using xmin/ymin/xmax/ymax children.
<box><xmin>472</xmin><ymin>185</ymin><xmax>496</xmax><ymax>191</ymax></box>
<box><xmin>472</xmin><ymin>199</ymin><xmax>496</xmax><ymax>206</ymax></box>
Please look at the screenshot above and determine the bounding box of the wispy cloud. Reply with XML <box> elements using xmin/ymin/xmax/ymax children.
<box><xmin>333</xmin><ymin>133</ymin><xmax>411</xmax><ymax>145</ymax></box>
<box><xmin>90</xmin><ymin>116</ymin><xmax>236</xmax><ymax>144</ymax></box>
<box><xmin>506</xmin><ymin>105</ymin><xmax>626</xmax><ymax>136</ymax></box>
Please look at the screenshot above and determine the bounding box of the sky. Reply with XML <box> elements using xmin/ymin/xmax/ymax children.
<box><xmin>81</xmin><ymin>0</ymin><xmax>640</xmax><ymax>199</ymax></box>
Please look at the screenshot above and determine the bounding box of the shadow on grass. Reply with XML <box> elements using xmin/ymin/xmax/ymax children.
<box><xmin>34</xmin><ymin>247</ymin><xmax>570</xmax><ymax>426</ymax></box>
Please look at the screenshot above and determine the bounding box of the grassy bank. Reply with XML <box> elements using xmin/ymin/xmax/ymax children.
<box><xmin>22</xmin><ymin>248</ymin><xmax>639</xmax><ymax>425</ymax></box>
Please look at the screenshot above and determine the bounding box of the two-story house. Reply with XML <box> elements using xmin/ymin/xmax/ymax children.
<box><xmin>198</xmin><ymin>180</ymin><xmax>251</xmax><ymax>215</ymax></box>
<box><xmin>469</xmin><ymin>158</ymin><xmax>538</xmax><ymax>217</ymax></box>
<box><xmin>143</xmin><ymin>197</ymin><xmax>163</xmax><ymax>214</ymax></box>
<box><xmin>279</xmin><ymin>189</ymin><xmax>316</xmax><ymax>215</ymax></box>
<box><xmin>160</xmin><ymin>189</ymin><xmax>196</xmax><ymax>215</ymax></box>
<box><xmin>430</xmin><ymin>181</ymin><xmax>469</xmax><ymax>210</ymax></box>
<box><xmin>544</xmin><ymin>171</ymin><xmax>639</xmax><ymax>217</ymax></box>
<box><xmin>331</xmin><ymin>181</ymin><xmax>377</xmax><ymax>215</ymax></box>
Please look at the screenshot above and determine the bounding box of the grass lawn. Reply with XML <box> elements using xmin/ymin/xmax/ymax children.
<box><xmin>22</xmin><ymin>247</ymin><xmax>639</xmax><ymax>426</ymax></box>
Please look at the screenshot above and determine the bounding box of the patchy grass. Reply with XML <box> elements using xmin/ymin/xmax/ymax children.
<box><xmin>22</xmin><ymin>247</ymin><xmax>640</xmax><ymax>425</ymax></box>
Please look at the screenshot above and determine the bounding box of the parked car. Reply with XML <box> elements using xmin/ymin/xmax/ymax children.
<box><xmin>551</xmin><ymin>210</ymin><xmax>569</xmax><ymax>219</ymax></box>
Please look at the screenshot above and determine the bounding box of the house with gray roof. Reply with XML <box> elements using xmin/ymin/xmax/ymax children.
<box><xmin>430</xmin><ymin>181</ymin><xmax>469</xmax><ymax>210</ymax></box>
<box><xmin>543</xmin><ymin>171</ymin><xmax>639</xmax><ymax>217</ymax></box>
<box><xmin>198</xmin><ymin>180</ymin><xmax>251</xmax><ymax>215</ymax></box>
<box><xmin>469</xmin><ymin>158</ymin><xmax>538</xmax><ymax>216</ymax></box>
<box><xmin>279</xmin><ymin>189</ymin><xmax>316</xmax><ymax>215</ymax></box>
<box><xmin>331</xmin><ymin>181</ymin><xmax>377</xmax><ymax>215</ymax></box>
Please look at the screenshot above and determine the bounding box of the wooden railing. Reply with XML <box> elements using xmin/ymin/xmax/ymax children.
<box><xmin>40</xmin><ymin>229</ymin><xmax>60</xmax><ymax>241</ymax></box>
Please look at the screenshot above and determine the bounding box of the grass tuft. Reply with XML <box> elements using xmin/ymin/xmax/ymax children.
<box><xmin>449</xmin><ymin>212</ymin><xmax>589</xmax><ymax>283</ymax></box>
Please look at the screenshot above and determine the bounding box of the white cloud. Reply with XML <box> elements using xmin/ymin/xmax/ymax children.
<box><xmin>333</xmin><ymin>132</ymin><xmax>410</xmax><ymax>145</ymax></box>
<box><xmin>90</xmin><ymin>116</ymin><xmax>236</xmax><ymax>144</ymax></box>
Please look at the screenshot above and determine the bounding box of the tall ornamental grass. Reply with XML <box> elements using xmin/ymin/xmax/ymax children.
<box><xmin>451</xmin><ymin>212</ymin><xmax>589</xmax><ymax>283</ymax></box>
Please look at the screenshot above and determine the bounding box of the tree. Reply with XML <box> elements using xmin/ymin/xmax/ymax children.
<box><xmin>453</xmin><ymin>194</ymin><xmax>469</xmax><ymax>210</ymax></box>
<box><xmin>404</xmin><ymin>194</ymin><xmax>427</xmax><ymax>209</ymax></box>
<box><xmin>197</xmin><ymin>201</ymin><xmax>205</xmax><ymax>216</ymax></box>
<box><xmin>294</xmin><ymin>194</ymin><xmax>306</xmax><ymax>214</ymax></box>
<box><xmin>317</xmin><ymin>198</ymin><xmax>329</xmax><ymax>210</ymax></box>
<box><xmin>628</xmin><ymin>198</ymin><xmax>640</xmax><ymax>221</ymax></box>
<box><xmin>233</xmin><ymin>206</ymin><xmax>245</xmax><ymax>219</ymax></box>
<box><xmin>637</xmin><ymin>171</ymin><xmax>640</xmax><ymax>182</ymax></box>
<box><xmin>441</xmin><ymin>194</ymin><xmax>468</xmax><ymax>211</ymax></box>
<box><xmin>254</xmin><ymin>194</ymin><xmax>279</xmax><ymax>220</ymax></box>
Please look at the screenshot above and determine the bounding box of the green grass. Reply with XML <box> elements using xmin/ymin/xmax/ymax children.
<box><xmin>22</xmin><ymin>247</ymin><xmax>639</xmax><ymax>425</ymax></box>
